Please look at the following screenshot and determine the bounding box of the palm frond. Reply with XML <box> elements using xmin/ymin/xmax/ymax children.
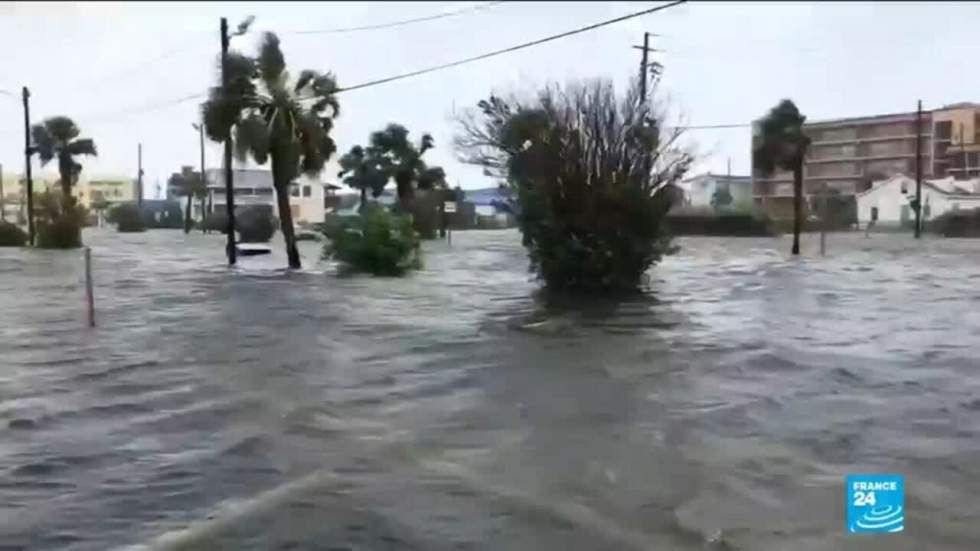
<box><xmin>753</xmin><ymin>98</ymin><xmax>809</xmax><ymax>175</ymax></box>
<box><xmin>417</xmin><ymin>166</ymin><xmax>447</xmax><ymax>190</ymax></box>
<box><xmin>296</xmin><ymin>111</ymin><xmax>334</xmax><ymax>176</ymax></box>
<box><xmin>42</xmin><ymin>116</ymin><xmax>80</xmax><ymax>143</ymax></box>
<box><xmin>30</xmin><ymin>124</ymin><xmax>56</xmax><ymax>164</ymax></box>
<box><xmin>294</xmin><ymin>70</ymin><xmax>317</xmax><ymax>94</ymax></box>
<box><xmin>419</xmin><ymin>133</ymin><xmax>435</xmax><ymax>156</ymax></box>
<box><xmin>257</xmin><ymin>32</ymin><xmax>286</xmax><ymax>90</ymax></box>
<box><xmin>234</xmin><ymin>113</ymin><xmax>271</xmax><ymax>165</ymax></box>
<box><xmin>66</xmin><ymin>138</ymin><xmax>97</xmax><ymax>157</ymax></box>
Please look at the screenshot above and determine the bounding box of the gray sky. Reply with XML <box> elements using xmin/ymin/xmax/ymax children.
<box><xmin>1</xmin><ymin>1</ymin><xmax>978</xmax><ymax>196</ymax></box>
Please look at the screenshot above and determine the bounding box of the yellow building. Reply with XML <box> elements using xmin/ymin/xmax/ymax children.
<box><xmin>78</xmin><ymin>176</ymin><xmax>138</xmax><ymax>207</ymax></box>
<box><xmin>0</xmin><ymin>173</ymin><xmax>135</xmax><ymax>222</ymax></box>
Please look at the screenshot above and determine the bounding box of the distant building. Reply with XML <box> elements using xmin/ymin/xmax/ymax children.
<box><xmin>855</xmin><ymin>174</ymin><xmax>980</xmax><ymax>227</ymax></box>
<box><xmin>679</xmin><ymin>174</ymin><xmax>752</xmax><ymax>209</ymax></box>
<box><xmin>79</xmin><ymin>176</ymin><xmax>138</xmax><ymax>208</ymax></box>
<box><xmin>0</xmin><ymin>173</ymin><xmax>134</xmax><ymax>222</ymax></box>
<box><xmin>753</xmin><ymin>102</ymin><xmax>980</xmax><ymax>219</ymax></box>
<box><xmin>204</xmin><ymin>168</ymin><xmax>335</xmax><ymax>226</ymax></box>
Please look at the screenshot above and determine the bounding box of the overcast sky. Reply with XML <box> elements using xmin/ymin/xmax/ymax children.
<box><xmin>1</xmin><ymin>1</ymin><xmax>978</xmax><ymax>196</ymax></box>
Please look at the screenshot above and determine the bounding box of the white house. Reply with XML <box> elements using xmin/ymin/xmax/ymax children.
<box><xmin>855</xmin><ymin>174</ymin><xmax>980</xmax><ymax>227</ymax></box>
<box><xmin>679</xmin><ymin>173</ymin><xmax>753</xmax><ymax>209</ymax></box>
<box><xmin>204</xmin><ymin>168</ymin><xmax>334</xmax><ymax>227</ymax></box>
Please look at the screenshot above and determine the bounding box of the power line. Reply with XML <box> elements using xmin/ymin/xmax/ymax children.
<box><xmin>73</xmin><ymin>35</ymin><xmax>214</xmax><ymax>94</ymax></box>
<box><xmin>335</xmin><ymin>0</ymin><xmax>688</xmax><ymax>93</ymax></box>
<box><xmin>82</xmin><ymin>92</ymin><xmax>205</xmax><ymax>125</ymax></box>
<box><xmin>286</xmin><ymin>1</ymin><xmax>505</xmax><ymax>35</ymax></box>
<box><xmin>676</xmin><ymin>123</ymin><xmax>750</xmax><ymax>130</ymax></box>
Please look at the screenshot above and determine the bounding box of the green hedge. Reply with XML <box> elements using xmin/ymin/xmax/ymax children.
<box><xmin>928</xmin><ymin>208</ymin><xmax>980</xmax><ymax>237</ymax></box>
<box><xmin>665</xmin><ymin>208</ymin><xmax>778</xmax><ymax>236</ymax></box>
<box><xmin>0</xmin><ymin>221</ymin><xmax>27</xmax><ymax>247</ymax></box>
<box><xmin>109</xmin><ymin>203</ymin><xmax>146</xmax><ymax>233</ymax></box>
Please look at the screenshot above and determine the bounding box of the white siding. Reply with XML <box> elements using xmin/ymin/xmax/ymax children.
<box><xmin>857</xmin><ymin>175</ymin><xmax>980</xmax><ymax>224</ymax></box>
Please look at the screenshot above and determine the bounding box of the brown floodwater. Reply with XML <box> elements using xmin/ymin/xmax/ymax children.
<box><xmin>1</xmin><ymin>228</ymin><xmax>978</xmax><ymax>550</ymax></box>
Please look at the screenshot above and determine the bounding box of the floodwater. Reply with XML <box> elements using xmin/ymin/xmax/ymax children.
<box><xmin>1</xmin><ymin>228</ymin><xmax>979</xmax><ymax>551</ymax></box>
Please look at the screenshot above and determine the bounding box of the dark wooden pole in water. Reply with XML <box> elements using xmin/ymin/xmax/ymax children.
<box><xmin>914</xmin><ymin>99</ymin><xmax>922</xmax><ymax>239</ymax></box>
<box><xmin>0</xmin><ymin>162</ymin><xmax>5</xmax><ymax>222</ymax></box>
<box><xmin>137</xmin><ymin>143</ymin><xmax>144</xmax><ymax>207</ymax></box>
<box><xmin>22</xmin><ymin>86</ymin><xmax>35</xmax><ymax>246</ymax></box>
<box><xmin>221</xmin><ymin>17</ymin><xmax>237</xmax><ymax>265</ymax></box>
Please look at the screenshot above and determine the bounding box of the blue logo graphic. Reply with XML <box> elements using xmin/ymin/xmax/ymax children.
<box><xmin>846</xmin><ymin>474</ymin><xmax>904</xmax><ymax>533</ymax></box>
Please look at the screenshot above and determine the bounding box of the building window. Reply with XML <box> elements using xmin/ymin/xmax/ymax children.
<box><xmin>290</xmin><ymin>185</ymin><xmax>300</xmax><ymax>197</ymax></box>
<box><xmin>935</xmin><ymin>121</ymin><xmax>952</xmax><ymax>140</ymax></box>
<box><xmin>302</xmin><ymin>185</ymin><xmax>311</xmax><ymax>197</ymax></box>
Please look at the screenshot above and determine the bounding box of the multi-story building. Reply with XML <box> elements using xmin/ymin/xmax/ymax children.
<box><xmin>753</xmin><ymin>102</ymin><xmax>980</xmax><ymax>219</ymax></box>
<box><xmin>679</xmin><ymin>173</ymin><xmax>753</xmax><ymax>209</ymax></box>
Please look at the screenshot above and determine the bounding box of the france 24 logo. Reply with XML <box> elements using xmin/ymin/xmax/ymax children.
<box><xmin>846</xmin><ymin>474</ymin><xmax>904</xmax><ymax>533</ymax></box>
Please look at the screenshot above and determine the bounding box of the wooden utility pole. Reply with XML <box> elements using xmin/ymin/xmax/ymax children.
<box><xmin>22</xmin><ymin>86</ymin><xmax>35</xmax><ymax>246</ymax></box>
<box><xmin>221</xmin><ymin>16</ymin><xmax>237</xmax><ymax>265</ymax></box>
<box><xmin>914</xmin><ymin>100</ymin><xmax>922</xmax><ymax>239</ymax></box>
<box><xmin>137</xmin><ymin>143</ymin><xmax>144</xmax><ymax>207</ymax></box>
<box><xmin>632</xmin><ymin>32</ymin><xmax>661</xmax><ymax>102</ymax></box>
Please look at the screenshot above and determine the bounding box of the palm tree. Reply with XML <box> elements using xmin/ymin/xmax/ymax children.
<box><xmin>367</xmin><ymin>124</ymin><xmax>435</xmax><ymax>208</ymax></box>
<box><xmin>167</xmin><ymin>168</ymin><xmax>207</xmax><ymax>233</ymax></box>
<box><xmin>31</xmin><ymin>116</ymin><xmax>97</xmax><ymax>203</ymax></box>
<box><xmin>202</xmin><ymin>32</ymin><xmax>339</xmax><ymax>269</ymax></box>
<box><xmin>338</xmin><ymin>145</ymin><xmax>388</xmax><ymax>212</ymax></box>
<box><xmin>753</xmin><ymin>99</ymin><xmax>811</xmax><ymax>255</ymax></box>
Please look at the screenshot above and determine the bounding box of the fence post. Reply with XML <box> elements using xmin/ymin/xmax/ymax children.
<box><xmin>85</xmin><ymin>247</ymin><xmax>95</xmax><ymax>327</ymax></box>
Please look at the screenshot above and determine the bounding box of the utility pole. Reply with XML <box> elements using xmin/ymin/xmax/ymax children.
<box><xmin>221</xmin><ymin>16</ymin><xmax>237</xmax><ymax>265</ymax></box>
<box><xmin>632</xmin><ymin>32</ymin><xmax>660</xmax><ymax>102</ymax></box>
<box><xmin>196</xmin><ymin>122</ymin><xmax>207</xmax><ymax>227</ymax></box>
<box><xmin>22</xmin><ymin>86</ymin><xmax>35</xmax><ymax>246</ymax></box>
<box><xmin>1</xmin><ymin>162</ymin><xmax>5</xmax><ymax>222</ymax></box>
<box><xmin>914</xmin><ymin>100</ymin><xmax>922</xmax><ymax>239</ymax></box>
<box><xmin>137</xmin><ymin>142</ymin><xmax>144</xmax><ymax>207</ymax></box>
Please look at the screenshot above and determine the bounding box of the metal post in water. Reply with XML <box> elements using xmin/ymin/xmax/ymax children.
<box><xmin>85</xmin><ymin>246</ymin><xmax>95</xmax><ymax>327</ymax></box>
<box><xmin>820</xmin><ymin>186</ymin><xmax>827</xmax><ymax>256</ymax></box>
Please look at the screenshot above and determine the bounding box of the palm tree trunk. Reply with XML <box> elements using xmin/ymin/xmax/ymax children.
<box><xmin>274</xmin><ymin>183</ymin><xmax>301</xmax><ymax>269</ymax></box>
<box><xmin>200</xmin><ymin>196</ymin><xmax>208</xmax><ymax>233</ymax></box>
<box><xmin>792</xmin><ymin>161</ymin><xmax>802</xmax><ymax>255</ymax></box>
<box><xmin>183</xmin><ymin>195</ymin><xmax>192</xmax><ymax>233</ymax></box>
<box><xmin>395</xmin><ymin>173</ymin><xmax>414</xmax><ymax>211</ymax></box>
<box><xmin>58</xmin><ymin>159</ymin><xmax>71</xmax><ymax>203</ymax></box>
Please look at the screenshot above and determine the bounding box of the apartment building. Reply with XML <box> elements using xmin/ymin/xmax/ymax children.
<box><xmin>752</xmin><ymin>102</ymin><xmax>980</xmax><ymax>219</ymax></box>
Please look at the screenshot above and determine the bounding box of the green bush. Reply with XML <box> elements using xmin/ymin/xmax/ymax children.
<box><xmin>0</xmin><ymin>221</ymin><xmax>27</xmax><ymax>247</ymax></box>
<box><xmin>237</xmin><ymin>206</ymin><xmax>277</xmax><ymax>243</ymax></box>
<box><xmin>34</xmin><ymin>191</ymin><xmax>85</xmax><ymax>248</ymax></box>
<box><xmin>109</xmin><ymin>203</ymin><xmax>146</xmax><ymax>233</ymax></box>
<box><xmin>456</xmin><ymin>80</ymin><xmax>691</xmax><ymax>293</ymax></box>
<box><xmin>322</xmin><ymin>206</ymin><xmax>421</xmax><ymax>276</ymax></box>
